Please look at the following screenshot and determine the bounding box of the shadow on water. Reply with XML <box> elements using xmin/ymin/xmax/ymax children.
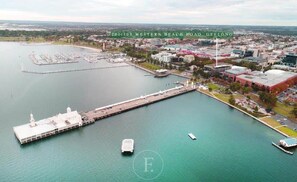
<box><xmin>17</xmin><ymin>127</ymin><xmax>87</xmax><ymax>148</ymax></box>
<box><xmin>121</xmin><ymin>152</ymin><xmax>134</xmax><ymax>157</ymax></box>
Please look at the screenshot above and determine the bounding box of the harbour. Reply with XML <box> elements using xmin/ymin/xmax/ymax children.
<box><xmin>1</xmin><ymin>42</ymin><xmax>297</xmax><ymax>181</ymax></box>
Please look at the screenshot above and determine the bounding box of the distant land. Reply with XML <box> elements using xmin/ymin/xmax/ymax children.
<box><xmin>0</xmin><ymin>20</ymin><xmax>297</xmax><ymax>36</ymax></box>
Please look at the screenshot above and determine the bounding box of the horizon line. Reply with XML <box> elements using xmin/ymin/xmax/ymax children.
<box><xmin>1</xmin><ymin>19</ymin><xmax>297</xmax><ymax>28</ymax></box>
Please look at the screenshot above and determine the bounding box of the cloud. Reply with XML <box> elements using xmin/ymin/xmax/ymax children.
<box><xmin>0</xmin><ymin>0</ymin><xmax>296</xmax><ymax>25</ymax></box>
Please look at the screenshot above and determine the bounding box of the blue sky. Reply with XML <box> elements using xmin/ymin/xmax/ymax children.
<box><xmin>0</xmin><ymin>0</ymin><xmax>296</xmax><ymax>25</ymax></box>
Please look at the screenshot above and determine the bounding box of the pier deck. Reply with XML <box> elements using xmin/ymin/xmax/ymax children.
<box><xmin>13</xmin><ymin>84</ymin><xmax>196</xmax><ymax>144</ymax></box>
<box><xmin>82</xmin><ymin>85</ymin><xmax>195</xmax><ymax>123</ymax></box>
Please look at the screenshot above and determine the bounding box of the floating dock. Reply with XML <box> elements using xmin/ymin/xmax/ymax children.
<box><xmin>188</xmin><ymin>133</ymin><xmax>196</xmax><ymax>140</ymax></box>
<box><xmin>121</xmin><ymin>139</ymin><xmax>134</xmax><ymax>153</ymax></box>
<box><xmin>272</xmin><ymin>142</ymin><xmax>294</xmax><ymax>155</ymax></box>
<box><xmin>13</xmin><ymin>84</ymin><xmax>196</xmax><ymax>144</ymax></box>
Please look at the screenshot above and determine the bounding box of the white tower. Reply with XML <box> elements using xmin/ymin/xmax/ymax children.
<box><xmin>30</xmin><ymin>113</ymin><xmax>36</xmax><ymax>127</ymax></box>
<box><xmin>191</xmin><ymin>82</ymin><xmax>194</xmax><ymax>88</ymax></box>
<box><xmin>215</xmin><ymin>38</ymin><xmax>218</xmax><ymax>67</ymax></box>
<box><xmin>186</xmin><ymin>80</ymin><xmax>189</xmax><ymax>87</ymax></box>
<box><xmin>67</xmin><ymin>107</ymin><xmax>72</xmax><ymax>113</ymax></box>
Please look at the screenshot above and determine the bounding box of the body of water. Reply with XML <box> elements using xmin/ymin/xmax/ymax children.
<box><xmin>0</xmin><ymin>42</ymin><xmax>296</xmax><ymax>181</ymax></box>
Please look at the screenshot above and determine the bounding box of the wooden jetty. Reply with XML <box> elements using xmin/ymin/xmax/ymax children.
<box><xmin>82</xmin><ymin>85</ymin><xmax>196</xmax><ymax>124</ymax></box>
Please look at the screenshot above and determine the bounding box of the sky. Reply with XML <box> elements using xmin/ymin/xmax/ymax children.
<box><xmin>0</xmin><ymin>0</ymin><xmax>297</xmax><ymax>26</ymax></box>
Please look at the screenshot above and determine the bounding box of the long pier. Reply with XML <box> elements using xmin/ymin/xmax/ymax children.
<box><xmin>21</xmin><ymin>65</ymin><xmax>131</xmax><ymax>74</ymax></box>
<box><xmin>13</xmin><ymin>84</ymin><xmax>196</xmax><ymax>144</ymax></box>
<box><xmin>81</xmin><ymin>85</ymin><xmax>196</xmax><ymax>124</ymax></box>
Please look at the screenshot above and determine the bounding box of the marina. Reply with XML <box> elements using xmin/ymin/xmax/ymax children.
<box><xmin>13</xmin><ymin>84</ymin><xmax>196</xmax><ymax>144</ymax></box>
<box><xmin>29</xmin><ymin>52</ymin><xmax>130</xmax><ymax>66</ymax></box>
<box><xmin>30</xmin><ymin>53</ymin><xmax>79</xmax><ymax>65</ymax></box>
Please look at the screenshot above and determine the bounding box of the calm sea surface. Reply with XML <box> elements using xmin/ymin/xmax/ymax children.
<box><xmin>0</xmin><ymin>42</ymin><xmax>296</xmax><ymax>181</ymax></box>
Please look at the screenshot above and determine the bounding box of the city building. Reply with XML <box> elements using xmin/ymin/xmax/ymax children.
<box><xmin>223</xmin><ymin>66</ymin><xmax>251</xmax><ymax>81</ymax></box>
<box><xmin>204</xmin><ymin>64</ymin><xmax>232</xmax><ymax>74</ymax></box>
<box><xmin>151</xmin><ymin>51</ymin><xmax>176</xmax><ymax>63</ymax></box>
<box><xmin>231</xmin><ymin>49</ymin><xmax>244</xmax><ymax>58</ymax></box>
<box><xmin>13</xmin><ymin>107</ymin><xmax>83</xmax><ymax>144</ymax></box>
<box><xmin>236</xmin><ymin>70</ymin><xmax>297</xmax><ymax>93</ymax></box>
<box><xmin>281</xmin><ymin>54</ymin><xmax>297</xmax><ymax>67</ymax></box>
<box><xmin>183</xmin><ymin>55</ymin><xmax>195</xmax><ymax>63</ymax></box>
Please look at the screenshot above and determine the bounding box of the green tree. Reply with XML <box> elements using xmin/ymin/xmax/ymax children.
<box><xmin>254</xmin><ymin>106</ymin><xmax>259</xmax><ymax>112</ymax></box>
<box><xmin>229</xmin><ymin>82</ymin><xmax>241</xmax><ymax>92</ymax></box>
<box><xmin>242</xmin><ymin>86</ymin><xmax>252</xmax><ymax>94</ymax></box>
<box><xmin>258</xmin><ymin>91</ymin><xmax>277</xmax><ymax>108</ymax></box>
<box><xmin>229</xmin><ymin>94</ymin><xmax>236</xmax><ymax>105</ymax></box>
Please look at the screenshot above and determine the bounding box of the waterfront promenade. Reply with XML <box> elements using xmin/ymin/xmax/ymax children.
<box><xmin>196</xmin><ymin>88</ymin><xmax>290</xmax><ymax>137</ymax></box>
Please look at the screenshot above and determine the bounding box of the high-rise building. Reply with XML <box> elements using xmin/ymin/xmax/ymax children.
<box><xmin>282</xmin><ymin>54</ymin><xmax>297</xmax><ymax>67</ymax></box>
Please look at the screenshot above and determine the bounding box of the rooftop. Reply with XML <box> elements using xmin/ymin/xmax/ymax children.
<box><xmin>280</xmin><ymin>138</ymin><xmax>297</xmax><ymax>146</ymax></box>
<box><xmin>236</xmin><ymin>69</ymin><xmax>297</xmax><ymax>87</ymax></box>
<box><xmin>225</xmin><ymin>66</ymin><xmax>250</xmax><ymax>75</ymax></box>
<box><xmin>13</xmin><ymin>110</ymin><xmax>82</xmax><ymax>141</ymax></box>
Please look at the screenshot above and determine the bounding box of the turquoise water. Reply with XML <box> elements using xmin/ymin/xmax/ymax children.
<box><xmin>0</xmin><ymin>42</ymin><xmax>296</xmax><ymax>181</ymax></box>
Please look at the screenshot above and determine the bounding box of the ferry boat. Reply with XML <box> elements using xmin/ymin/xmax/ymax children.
<box><xmin>121</xmin><ymin>139</ymin><xmax>134</xmax><ymax>153</ymax></box>
<box><xmin>188</xmin><ymin>133</ymin><xmax>196</xmax><ymax>140</ymax></box>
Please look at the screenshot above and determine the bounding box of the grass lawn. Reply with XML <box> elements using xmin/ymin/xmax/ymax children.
<box><xmin>207</xmin><ymin>83</ymin><xmax>220</xmax><ymax>91</ymax></box>
<box><xmin>0</xmin><ymin>37</ymin><xmax>26</xmax><ymax>41</ymax></box>
<box><xmin>261</xmin><ymin>117</ymin><xmax>297</xmax><ymax>137</ymax></box>
<box><xmin>249</xmin><ymin>94</ymin><xmax>296</xmax><ymax>122</ymax></box>
<box><xmin>278</xmin><ymin>127</ymin><xmax>297</xmax><ymax>137</ymax></box>
<box><xmin>139</xmin><ymin>62</ymin><xmax>162</xmax><ymax>71</ymax></box>
<box><xmin>273</xmin><ymin>102</ymin><xmax>295</xmax><ymax>119</ymax></box>
<box><xmin>261</xmin><ymin>117</ymin><xmax>282</xmax><ymax>127</ymax></box>
<box><xmin>213</xmin><ymin>93</ymin><xmax>230</xmax><ymax>103</ymax></box>
<box><xmin>0</xmin><ymin>36</ymin><xmax>47</xmax><ymax>42</ymax></box>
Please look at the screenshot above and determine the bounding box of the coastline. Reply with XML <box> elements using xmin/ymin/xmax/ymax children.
<box><xmin>126</xmin><ymin>61</ymin><xmax>156</xmax><ymax>75</ymax></box>
<box><xmin>50</xmin><ymin>43</ymin><xmax>103</xmax><ymax>52</ymax></box>
<box><xmin>127</xmin><ymin>61</ymin><xmax>191</xmax><ymax>79</ymax></box>
<box><xmin>6</xmin><ymin>40</ymin><xmax>293</xmax><ymax>137</ymax></box>
<box><xmin>68</xmin><ymin>45</ymin><xmax>102</xmax><ymax>52</ymax></box>
<box><xmin>196</xmin><ymin>88</ymin><xmax>290</xmax><ymax>137</ymax></box>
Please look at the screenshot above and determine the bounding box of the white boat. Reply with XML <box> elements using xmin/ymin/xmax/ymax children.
<box><xmin>121</xmin><ymin>139</ymin><xmax>134</xmax><ymax>153</ymax></box>
<box><xmin>188</xmin><ymin>133</ymin><xmax>196</xmax><ymax>140</ymax></box>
